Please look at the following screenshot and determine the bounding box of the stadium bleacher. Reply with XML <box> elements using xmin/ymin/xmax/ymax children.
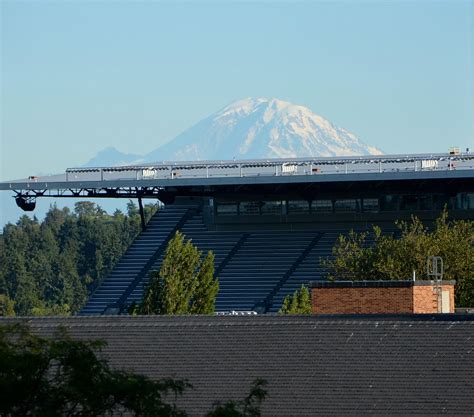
<box><xmin>81</xmin><ymin>205</ymin><xmax>192</xmax><ymax>314</ymax></box>
<box><xmin>81</xmin><ymin>206</ymin><xmax>358</xmax><ymax>315</ymax></box>
<box><xmin>2</xmin><ymin>152</ymin><xmax>471</xmax><ymax>316</ymax></box>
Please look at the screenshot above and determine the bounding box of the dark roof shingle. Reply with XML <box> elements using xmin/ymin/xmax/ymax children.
<box><xmin>1</xmin><ymin>314</ymin><xmax>473</xmax><ymax>416</ymax></box>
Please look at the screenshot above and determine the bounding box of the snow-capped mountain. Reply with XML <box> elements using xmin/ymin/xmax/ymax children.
<box><xmin>145</xmin><ymin>98</ymin><xmax>382</xmax><ymax>161</ymax></box>
<box><xmin>85</xmin><ymin>97</ymin><xmax>382</xmax><ymax>166</ymax></box>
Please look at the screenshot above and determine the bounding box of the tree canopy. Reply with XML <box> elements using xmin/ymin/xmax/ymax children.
<box><xmin>324</xmin><ymin>211</ymin><xmax>474</xmax><ymax>307</ymax></box>
<box><xmin>0</xmin><ymin>202</ymin><xmax>157</xmax><ymax>316</ymax></box>
<box><xmin>205</xmin><ymin>379</ymin><xmax>268</xmax><ymax>417</ymax></box>
<box><xmin>0</xmin><ymin>324</ymin><xmax>188</xmax><ymax>417</ymax></box>
<box><xmin>137</xmin><ymin>231</ymin><xmax>219</xmax><ymax>315</ymax></box>
<box><xmin>279</xmin><ymin>285</ymin><xmax>312</xmax><ymax>314</ymax></box>
<box><xmin>0</xmin><ymin>324</ymin><xmax>267</xmax><ymax>417</ymax></box>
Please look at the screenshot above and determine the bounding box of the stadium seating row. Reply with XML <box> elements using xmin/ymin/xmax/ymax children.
<box><xmin>80</xmin><ymin>205</ymin><xmax>378</xmax><ymax>315</ymax></box>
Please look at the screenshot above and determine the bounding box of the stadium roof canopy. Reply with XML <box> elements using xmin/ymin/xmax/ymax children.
<box><xmin>1</xmin><ymin>152</ymin><xmax>473</xmax><ymax>194</ymax></box>
<box><xmin>2</xmin><ymin>314</ymin><xmax>473</xmax><ymax>416</ymax></box>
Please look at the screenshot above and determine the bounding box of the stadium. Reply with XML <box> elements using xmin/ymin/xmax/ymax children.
<box><xmin>2</xmin><ymin>151</ymin><xmax>473</xmax><ymax>315</ymax></box>
<box><xmin>2</xmin><ymin>151</ymin><xmax>474</xmax><ymax>416</ymax></box>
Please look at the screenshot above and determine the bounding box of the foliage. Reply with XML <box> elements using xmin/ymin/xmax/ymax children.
<box><xmin>0</xmin><ymin>324</ymin><xmax>268</xmax><ymax>417</ymax></box>
<box><xmin>205</xmin><ymin>379</ymin><xmax>268</xmax><ymax>417</ymax></box>
<box><xmin>0</xmin><ymin>324</ymin><xmax>188</xmax><ymax>417</ymax></box>
<box><xmin>30</xmin><ymin>304</ymin><xmax>71</xmax><ymax>317</ymax></box>
<box><xmin>279</xmin><ymin>285</ymin><xmax>312</xmax><ymax>314</ymax></box>
<box><xmin>323</xmin><ymin>210</ymin><xmax>474</xmax><ymax>307</ymax></box>
<box><xmin>0</xmin><ymin>201</ymin><xmax>158</xmax><ymax>316</ymax></box>
<box><xmin>137</xmin><ymin>232</ymin><xmax>218</xmax><ymax>315</ymax></box>
<box><xmin>0</xmin><ymin>295</ymin><xmax>15</xmax><ymax>317</ymax></box>
<box><xmin>190</xmin><ymin>251</ymin><xmax>219</xmax><ymax>314</ymax></box>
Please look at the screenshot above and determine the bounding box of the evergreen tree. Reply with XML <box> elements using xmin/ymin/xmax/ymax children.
<box><xmin>1</xmin><ymin>201</ymin><xmax>158</xmax><ymax>316</ymax></box>
<box><xmin>0</xmin><ymin>234</ymin><xmax>5</xmax><ymax>295</ymax></box>
<box><xmin>279</xmin><ymin>285</ymin><xmax>312</xmax><ymax>314</ymax></box>
<box><xmin>74</xmin><ymin>201</ymin><xmax>105</xmax><ymax>217</ymax></box>
<box><xmin>191</xmin><ymin>251</ymin><xmax>219</xmax><ymax>314</ymax></box>
<box><xmin>297</xmin><ymin>286</ymin><xmax>312</xmax><ymax>314</ymax></box>
<box><xmin>279</xmin><ymin>296</ymin><xmax>291</xmax><ymax>314</ymax></box>
<box><xmin>127</xmin><ymin>200</ymin><xmax>140</xmax><ymax>217</ymax></box>
<box><xmin>138</xmin><ymin>231</ymin><xmax>218</xmax><ymax>315</ymax></box>
<box><xmin>289</xmin><ymin>290</ymin><xmax>300</xmax><ymax>313</ymax></box>
<box><xmin>0</xmin><ymin>295</ymin><xmax>15</xmax><ymax>316</ymax></box>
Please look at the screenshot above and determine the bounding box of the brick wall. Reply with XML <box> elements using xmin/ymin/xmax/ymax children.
<box><xmin>311</xmin><ymin>281</ymin><xmax>455</xmax><ymax>314</ymax></box>
<box><xmin>413</xmin><ymin>284</ymin><xmax>455</xmax><ymax>313</ymax></box>
<box><xmin>312</xmin><ymin>287</ymin><xmax>413</xmax><ymax>314</ymax></box>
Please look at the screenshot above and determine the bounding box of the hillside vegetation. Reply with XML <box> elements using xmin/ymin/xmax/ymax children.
<box><xmin>0</xmin><ymin>202</ymin><xmax>157</xmax><ymax>316</ymax></box>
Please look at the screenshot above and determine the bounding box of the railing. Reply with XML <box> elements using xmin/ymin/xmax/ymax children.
<box><xmin>64</xmin><ymin>153</ymin><xmax>474</xmax><ymax>183</ymax></box>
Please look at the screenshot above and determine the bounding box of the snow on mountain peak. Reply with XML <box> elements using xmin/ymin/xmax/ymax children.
<box><xmin>93</xmin><ymin>98</ymin><xmax>383</xmax><ymax>165</ymax></box>
<box><xmin>217</xmin><ymin>97</ymin><xmax>267</xmax><ymax>118</ymax></box>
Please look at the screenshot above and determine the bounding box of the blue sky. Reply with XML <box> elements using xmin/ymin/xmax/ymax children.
<box><xmin>1</xmin><ymin>0</ymin><xmax>473</xmax><ymax>182</ymax></box>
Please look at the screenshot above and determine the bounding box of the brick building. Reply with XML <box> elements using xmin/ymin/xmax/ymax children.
<box><xmin>311</xmin><ymin>280</ymin><xmax>455</xmax><ymax>314</ymax></box>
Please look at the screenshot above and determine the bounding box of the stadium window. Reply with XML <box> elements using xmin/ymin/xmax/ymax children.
<box><xmin>455</xmin><ymin>193</ymin><xmax>474</xmax><ymax>210</ymax></box>
<box><xmin>239</xmin><ymin>201</ymin><xmax>260</xmax><ymax>215</ymax></box>
<box><xmin>288</xmin><ymin>200</ymin><xmax>310</xmax><ymax>214</ymax></box>
<box><xmin>216</xmin><ymin>201</ymin><xmax>238</xmax><ymax>216</ymax></box>
<box><xmin>334</xmin><ymin>199</ymin><xmax>358</xmax><ymax>212</ymax></box>
<box><xmin>419</xmin><ymin>195</ymin><xmax>433</xmax><ymax>211</ymax></box>
<box><xmin>433</xmin><ymin>194</ymin><xmax>450</xmax><ymax>210</ymax></box>
<box><xmin>261</xmin><ymin>201</ymin><xmax>283</xmax><ymax>215</ymax></box>
<box><xmin>400</xmin><ymin>195</ymin><xmax>419</xmax><ymax>211</ymax></box>
<box><xmin>380</xmin><ymin>195</ymin><xmax>400</xmax><ymax>211</ymax></box>
<box><xmin>363</xmin><ymin>198</ymin><xmax>379</xmax><ymax>212</ymax></box>
<box><xmin>466</xmin><ymin>193</ymin><xmax>474</xmax><ymax>210</ymax></box>
<box><xmin>467</xmin><ymin>193</ymin><xmax>474</xmax><ymax>210</ymax></box>
<box><xmin>312</xmin><ymin>200</ymin><xmax>333</xmax><ymax>212</ymax></box>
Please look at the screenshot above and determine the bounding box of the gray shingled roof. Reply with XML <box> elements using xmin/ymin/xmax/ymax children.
<box><xmin>1</xmin><ymin>315</ymin><xmax>473</xmax><ymax>416</ymax></box>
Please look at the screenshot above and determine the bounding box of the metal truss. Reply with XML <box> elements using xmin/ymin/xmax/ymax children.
<box><xmin>12</xmin><ymin>186</ymin><xmax>163</xmax><ymax>199</ymax></box>
<box><xmin>12</xmin><ymin>186</ymin><xmax>164</xmax><ymax>228</ymax></box>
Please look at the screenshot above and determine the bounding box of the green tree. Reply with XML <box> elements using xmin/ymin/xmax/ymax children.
<box><xmin>205</xmin><ymin>379</ymin><xmax>268</xmax><ymax>417</ymax></box>
<box><xmin>127</xmin><ymin>200</ymin><xmax>140</xmax><ymax>217</ymax></box>
<box><xmin>0</xmin><ymin>324</ymin><xmax>189</xmax><ymax>417</ymax></box>
<box><xmin>0</xmin><ymin>324</ymin><xmax>267</xmax><ymax>417</ymax></box>
<box><xmin>191</xmin><ymin>251</ymin><xmax>219</xmax><ymax>314</ymax></box>
<box><xmin>0</xmin><ymin>295</ymin><xmax>15</xmax><ymax>317</ymax></box>
<box><xmin>74</xmin><ymin>201</ymin><xmax>104</xmax><ymax>217</ymax></box>
<box><xmin>1</xmin><ymin>201</ymin><xmax>159</xmax><ymax>316</ymax></box>
<box><xmin>324</xmin><ymin>210</ymin><xmax>474</xmax><ymax>307</ymax></box>
<box><xmin>30</xmin><ymin>304</ymin><xmax>71</xmax><ymax>316</ymax></box>
<box><xmin>279</xmin><ymin>285</ymin><xmax>312</xmax><ymax>314</ymax></box>
<box><xmin>138</xmin><ymin>231</ymin><xmax>219</xmax><ymax>315</ymax></box>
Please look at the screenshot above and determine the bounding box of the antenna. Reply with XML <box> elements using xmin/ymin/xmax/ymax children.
<box><xmin>427</xmin><ymin>256</ymin><xmax>443</xmax><ymax>313</ymax></box>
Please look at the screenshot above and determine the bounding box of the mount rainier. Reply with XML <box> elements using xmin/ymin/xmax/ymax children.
<box><xmin>86</xmin><ymin>97</ymin><xmax>382</xmax><ymax>166</ymax></box>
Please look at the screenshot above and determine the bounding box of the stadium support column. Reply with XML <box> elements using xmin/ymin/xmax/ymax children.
<box><xmin>138</xmin><ymin>196</ymin><xmax>146</xmax><ymax>231</ymax></box>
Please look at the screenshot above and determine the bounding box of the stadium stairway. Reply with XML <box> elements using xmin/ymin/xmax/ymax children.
<box><xmin>80</xmin><ymin>205</ymin><xmax>389</xmax><ymax>315</ymax></box>
<box><xmin>80</xmin><ymin>205</ymin><xmax>193</xmax><ymax>315</ymax></box>
<box><xmin>267</xmin><ymin>229</ymin><xmax>391</xmax><ymax>312</ymax></box>
<box><xmin>267</xmin><ymin>231</ymin><xmax>342</xmax><ymax>312</ymax></box>
<box><xmin>125</xmin><ymin>213</ymin><xmax>245</xmax><ymax>306</ymax></box>
<box><xmin>213</xmin><ymin>231</ymin><xmax>323</xmax><ymax>312</ymax></box>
